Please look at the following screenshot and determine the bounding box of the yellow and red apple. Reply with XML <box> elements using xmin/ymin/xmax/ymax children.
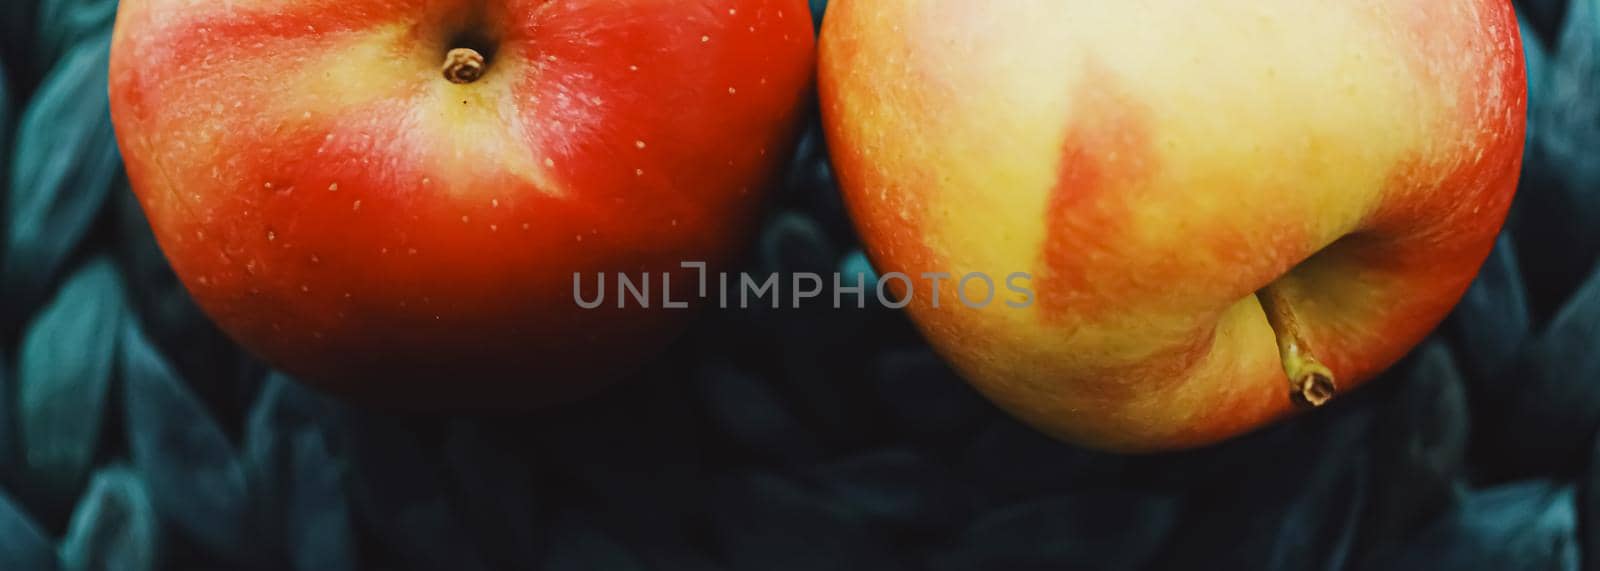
<box><xmin>109</xmin><ymin>0</ymin><xmax>816</xmax><ymax>407</ymax></box>
<box><xmin>821</xmin><ymin>1</ymin><xmax>1526</xmax><ymax>451</ymax></box>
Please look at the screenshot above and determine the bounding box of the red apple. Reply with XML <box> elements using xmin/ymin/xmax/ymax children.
<box><xmin>109</xmin><ymin>0</ymin><xmax>816</xmax><ymax>407</ymax></box>
<box><xmin>821</xmin><ymin>0</ymin><xmax>1526</xmax><ymax>451</ymax></box>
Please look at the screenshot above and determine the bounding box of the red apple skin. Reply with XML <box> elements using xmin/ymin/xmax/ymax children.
<box><xmin>109</xmin><ymin>1</ymin><xmax>816</xmax><ymax>408</ymax></box>
<box><xmin>822</xmin><ymin>1</ymin><xmax>1526</xmax><ymax>451</ymax></box>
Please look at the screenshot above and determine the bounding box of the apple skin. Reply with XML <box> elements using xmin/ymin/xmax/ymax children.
<box><xmin>821</xmin><ymin>0</ymin><xmax>1526</xmax><ymax>452</ymax></box>
<box><xmin>109</xmin><ymin>1</ymin><xmax>816</xmax><ymax>408</ymax></box>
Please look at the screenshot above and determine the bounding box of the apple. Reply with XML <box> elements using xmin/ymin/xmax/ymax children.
<box><xmin>821</xmin><ymin>1</ymin><xmax>1526</xmax><ymax>451</ymax></box>
<box><xmin>109</xmin><ymin>0</ymin><xmax>816</xmax><ymax>407</ymax></box>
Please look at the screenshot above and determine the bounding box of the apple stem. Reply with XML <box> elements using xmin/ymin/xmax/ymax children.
<box><xmin>1257</xmin><ymin>285</ymin><xmax>1337</xmax><ymax>408</ymax></box>
<box><xmin>443</xmin><ymin>48</ymin><xmax>487</xmax><ymax>84</ymax></box>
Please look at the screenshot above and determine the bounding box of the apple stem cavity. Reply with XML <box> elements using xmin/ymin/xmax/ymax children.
<box><xmin>443</xmin><ymin>47</ymin><xmax>487</xmax><ymax>84</ymax></box>
<box><xmin>1257</xmin><ymin>285</ymin><xmax>1338</xmax><ymax>408</ymax></box>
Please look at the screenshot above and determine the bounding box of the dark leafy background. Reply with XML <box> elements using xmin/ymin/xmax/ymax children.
<box><xmin>0</xmin><ymin>0</ymin><xmax>1597</xmax><ymax>569</ymax></box>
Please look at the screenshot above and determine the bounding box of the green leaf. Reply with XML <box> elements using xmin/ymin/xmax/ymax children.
<box><xmin>17</xmin><ymin>256</ymin><xmax>127</xmax><ymax>503</ymax></box>
<box><xmin>243</xmin><ymin>374</ymin><xmax>353</xmax><ymax>571</ymax></box>
<box><xmin>59</xmin><ymin>466</ymin><xmax>160</xmax><ymax>571</ymax></box>
<box><xmin>0</xmin><ymin>351</ymin><xmax>12</xmax><ymax>486</ymax></box>
<box><xmin>3</xmin><ymin>31</ymin><xmax>118</xmax><ymax>315</ymax></box>
<box><xmin>122</xmin><ymin>320</ymin><xmax>251</xmax><ymax>560</ymax></box>
<box><xmin>1447</xmin><ymin>235</ymin><xmax>1529</xmax><ymax>380</ymax></box>
<box><xmin>1522</xmin><ymin>0</ymin><xmax>1573</xmax><ymax>49</ymax></box>
<box><xmin>1371</xmin><ymin>481</ymin><xmax>1579</xmax><ymax>570</ymax></box>
<box><xmin>1537</xmin><ymin>0</ymin><xmax>1600</xmax><ymax>202</ymax></box>
<box><xmin>285</xmin><ymin>429</ymin><xmax>355</xmax><ymax>571</ymax></box>
<box><xmin>346</xmin><ymin>412</ymin><xmax>490</xmax><ymax>571</ymax></box>
<box><xmin>0</xmin><ymin>488</ymin><xmax>55</xmax><ymax>571</ymax></box>
<box><xmin>1521</xmin><ymin>10</ymin><xmax>1550</xmax><ymax>150</ymax></box>
<box><xmin>34</xmin><ymin>0</ymin><xmax>118</xmax><ymax>69</ymax></box>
